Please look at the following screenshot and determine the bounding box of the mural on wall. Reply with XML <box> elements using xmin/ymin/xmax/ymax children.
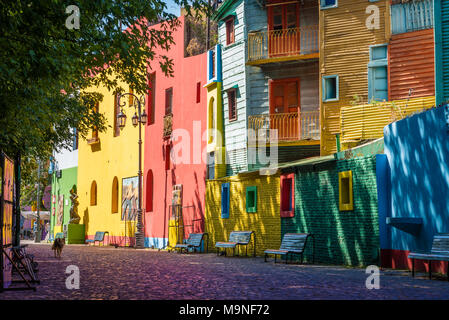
<box><xmin>56</xmin><ymin>195</ymin><xmax>64</xmax><ymax>226</ymax></box>
<box><xmin>2</xmin><ymin>155</ymin><xmax>14</xmax><ymax>289</ymax></box>
<box><xmin>121</xmin><ymin>176</ymin><xmax>138</xmax><ymax>221</ymax></box>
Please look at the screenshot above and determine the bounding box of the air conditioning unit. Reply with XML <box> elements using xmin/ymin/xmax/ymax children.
<box><xmin>56</xmin><ymin>170</ymin><xmax>62</xmax><ymax>178</ymax></box>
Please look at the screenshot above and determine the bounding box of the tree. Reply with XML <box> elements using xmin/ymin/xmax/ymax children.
<box><xmin>0</xmin><ymin>0</ymin><xmax>210</xmax><ymax>160</ymax></box>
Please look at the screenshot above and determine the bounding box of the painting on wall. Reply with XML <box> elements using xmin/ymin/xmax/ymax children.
<box><xmin>56</xmin><ymin>195</ymin><xmax>64</xmax><ymax>226</ymax></box>
<box><xmin>121</xmin><ymin>176</ymin><xmax>139</xmax><ymax>221</ymax></box>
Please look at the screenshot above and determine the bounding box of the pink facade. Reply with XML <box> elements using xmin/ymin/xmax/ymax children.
<box><xmin>143</xmin><ymin>16</ymin><xmax>207</xmax><ymax>248</ymax></box>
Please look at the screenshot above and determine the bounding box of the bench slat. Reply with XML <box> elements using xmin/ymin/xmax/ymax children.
<box><xmin>409</xmin><ymin>234</ymin><xmax>449</xmax><ymax>262</ymax></box>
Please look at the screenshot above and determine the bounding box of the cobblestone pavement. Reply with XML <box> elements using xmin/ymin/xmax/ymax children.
<box><xmin>1</xmin><ymin>242</ymin><xmax>449</xmax><ymax>300</ymax></box>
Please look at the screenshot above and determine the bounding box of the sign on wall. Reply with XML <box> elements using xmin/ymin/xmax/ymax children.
<box><xmin>1</xmin><ymin>154</ymin><xmax>14</xmax><ymax>289</ymax></box>
<box><xmin>56</xmin><ymin>195</ymin><xmax>64</xmax><ymax>226</ymax></box>
<box><xmin>121</xmin><ymin>176</ymin><xmax>139</xmax><ymax>221</ymax></box>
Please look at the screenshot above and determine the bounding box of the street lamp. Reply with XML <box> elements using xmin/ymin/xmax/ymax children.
<box><xmin>116</xmin><ymin>92</ymin><xmax>147</xmax><ymax>249</ymax></box>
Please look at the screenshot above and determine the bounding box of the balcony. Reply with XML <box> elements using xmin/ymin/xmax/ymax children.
<box><xmin>248</xmin><ymin>110</ymin><xmax>320</xmax><ymax>144</ymax></box>
<box><xmin>340</xmin><ymin>96</ymin><xmax>435</xmax><ymax>144</ymax></box>
<box><xmin>247</xmin><ymin>26</ymin><xmax>319</xmax><ymax>66</ymax></box>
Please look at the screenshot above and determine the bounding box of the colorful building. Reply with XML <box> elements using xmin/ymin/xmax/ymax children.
<box><xmin>143</xmin><ymin>15</ymin><xmax>208</xmax><ymax>249</ymax></box>
<box><xmin>205</xmin><ymin>171</ymin><xmax>281</xmax><ymax>256</ymax></box>
<box><xmin>435</xmin><ymin>0</ymin><xmax>449</xmax><ymax>105</ymax></box>
<box><xmin>280</xmin><ymin>153</ymin><xmax>380</xmax><ymax>266</ymax></box>
<box><xmin>77</xmin><ymin>77</ymin><xmax>145</xmax><ymax>246</ymax></box>
<box><xmin>320</xmin><ymin>0</ymin><xmax>435</xmax><ymax>155</ymax></box>
<box><xmin>212</xmin><ymin>0</ymin><xmax>321</xmax><ymax>175</ymax></box>
<box><xmin>49</xmin><ymin>130</ymin><xmax>79</xmax><ymax>241</ymax></box>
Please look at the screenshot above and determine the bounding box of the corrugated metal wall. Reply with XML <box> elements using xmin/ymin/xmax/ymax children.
<box><xmin>319</xmin><ymin>0</ymin><xmax>390</xmax><ymax>156</ymax></box>
<box><xmin>340</xmin><ymin>96</ymin><xmax>435</xmax><ymax>144</ymax></box>
<box><xmin>435</xmin><ymin>0</ymin><xmax>449</xmax><ymax>105</ymax></box>
<box><xmin>389</xmin><ymin>29</ymin><xmax>435</xmax><ymax>100</ymax></box>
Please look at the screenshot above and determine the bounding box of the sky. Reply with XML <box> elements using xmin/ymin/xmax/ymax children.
<box><xmin>165</xmin><ymin>0</ymin><xmax>181</xmax><ymax>16</ymax></box>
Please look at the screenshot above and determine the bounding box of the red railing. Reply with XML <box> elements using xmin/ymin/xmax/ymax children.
<box><xmin>248</xmin><ymin>111</ymin><xmax>320</xmax><ymax>143</ymax></box>
<box><xmin>247</xmin><ymin>26</ymin><xmax>319</xmax><ymax>63</ymax></box>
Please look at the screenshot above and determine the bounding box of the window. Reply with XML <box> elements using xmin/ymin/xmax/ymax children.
<box><xmin>165</xmin><ymin>144</ymin><xmax>171</xmax><ymax>170</ymax></box>
<box><xmin>268</xmin><ymin>3</ymin><xmax>299</xmax><ymax>31</ymax></box>
<box><xmin>225</xmin><ymin>17</ymin><xmax>235</xmax><ymax>45</ymax></box>
<box><xmin>90</xmin><ymin>181</ymin><xmax>97</xmax><ymax>206</ymax></box>
<box><xmin>72</xmin><ymin>128</ymin><xmax>78</xmax><ymax>150</ymax></box>
<box><xmin>368</xmin><ymin>45</ymin><xmax>388</xmax><ymax>102</ymax></box>
<box><xmin>221</xmin><ymin>183</ymin><xmax>230</xmax><ymax>218</ymax></box>
<box><xmin>391</xmin><ymin>0</ymin><xmax>433</xmax><ymax>34</ymax></box>
<box><xmin>320</xmin><ymin>0</ymin><xmax>337</xmax><ymax>9</ymax></box>
<box><xmin>227</xmin><ymin>88</ymin><xmax>237</xmax><ymax>121</ymax></box>
<box><xmin>165</xmin><ymin>87</ymin><xmax>173</xmax><ymax>115</ymax></box>
<box><xmin>269</xmin><ymin>78</ymin><xmax>300</xmax><ymax>114</ymax></box>
<box><xmin>113</xmin><ymin>92</ymin><xmax>120</xmax><ymax>136</ymax></box>
<box><xmin>146</xmin><ymin>170</ymin><xmax>153</xmax><ymax>212</ymax></box>
<box><xmin>322</xmin><ymin>75</ymin><xmax>339</xmax><ymax>102</ymax></box>
<box><xmin>207</xmin><ymin>152</ymin><xmax>215</xmax><ymax>180</ymax></box>
<box><xmin>148</xmin><ymin>73</ymin><xmax>156</xmax><ymax>125</ymax></box>
<box><xmin>339</xmin><ymin>171</ymin><xmax>353</xmax><ymax>211</ymax></box>
<box><xmin>208</xmin><ymin>97</ymin><xmax>215</xmax><ymax>143</ymax></box>
<box><xmin>280</xmin><ymin>173</ymin><xmax>294</xmax><ymax>217</ymax></box>
<box><xmin>211</xmin><ymin>50</ymin><xmax>216</xmax><ymax>79</ymax></box>
<box><xmin>196</xmin><ymin>82</ymin><xmax>201</xmax><ymax>103</ymax></box>
<box><xmin>111</xmin><ymin>177</ymin><xmax>118</xmax><ymax>213</ymax></box>
<box><xmin>129</xmin><ymin>86</ymin><xmax>134</xmax><ymax>106</ymax></box>
<box><xmin>92</xmin><ymin>102</ymin><xmax>99</xmax><ymax>140</ymax></box>
<box><xmin>246</xmin><ymin>186</ymin><xmax>257</xmax><ymax>213</ymax></box>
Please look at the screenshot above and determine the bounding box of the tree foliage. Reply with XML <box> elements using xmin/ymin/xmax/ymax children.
<box><xmin>0</xmin><ymin>0</ymin><xmax>210</xmax><ymax>160</ymax></box>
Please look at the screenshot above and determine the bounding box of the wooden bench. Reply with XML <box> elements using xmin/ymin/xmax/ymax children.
<box><xmin>85</xmin><ymin>231</ymin><xmax>108</xmax><ymax>246</ymax></box>
<box><xmin>215</xmin><ymin>231</ymin><xmax>256</xmax><ymax>257</ymax></box>
<box><xmin>174</xmin><ymin>233</ymin><xmax>208</xmax><ymax>253</ymax></box>
<box><xmin>409</xmin><ymin>233</ymin><xmax>449</xmax><ymax>280</ymax></box>
<box><xmin>264</xmin><ymin>233</ymin><xmax>314</xmax><ymax>264</ymax></box>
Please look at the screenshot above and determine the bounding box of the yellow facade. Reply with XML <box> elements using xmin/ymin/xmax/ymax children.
<box><xmin>319</xmin><ymin>0</ymin><xmax>390</xmax><ymax>155</ymax></box>
<box><xmin>78</xmin><ymin>81</ymin><xmax>144</xmax><ymax>242</ymax></box>
<box><xmin>205</xmin><ymin>172</ymin><xmax>281</xmax><ymax>256</ymax></box>
<box><xmin>340</xmin><ymin>96</ymin><xmax>436</xmax><ymax>148</ymax></box>
<box><xmin>205</xmin><ymin>81</ymin><xmax>226</xmax><ymax>178</ymax></box>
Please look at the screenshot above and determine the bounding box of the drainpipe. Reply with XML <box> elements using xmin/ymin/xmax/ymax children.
<box><xmin>335</xmin><ymin>134</ymin><xmax>341</xmax><ymax>153</ymax></box>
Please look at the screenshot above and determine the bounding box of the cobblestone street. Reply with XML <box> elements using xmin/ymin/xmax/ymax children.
<box><xmin>1</xmin><ymin>242</ymin><xmax>449</xmax><ymax>300</ymax></box>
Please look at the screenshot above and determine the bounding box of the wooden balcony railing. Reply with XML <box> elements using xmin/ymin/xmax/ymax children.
<box><xmin>247</xmin><ymin>26</ymin><xmax>319</xmax><ymax>64</ymax></box>
<box><xmin>248</xmin><ymin>111</ymin><xmax>320</xmax><ymax>143</ymax></box>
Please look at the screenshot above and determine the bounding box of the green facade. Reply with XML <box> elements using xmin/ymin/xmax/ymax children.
<box><xmin>282</xmin><ymin>156</ymin><xmax>380</xmax><ymax>266</ymax></box>
<box><xmin>50</xmin><ymin>166</ymin><xmax>78</xmax><ymax>235</ymax></box>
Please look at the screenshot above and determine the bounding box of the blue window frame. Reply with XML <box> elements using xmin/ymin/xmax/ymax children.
<box><xmin>368</xmin><ymin>45</ymin><xmax>388</xmax><ymax>102</ymax></box>
<box><xmin>221</xmin><ymin>183</ymin><xmax>230</xmax><ymax>218</ymax></box>
<box><xmin>320</xmin><ymin>0</ymin><xmax>337</xmax><ymax>9</ymax></box>
<box><xmin>322</xmin><ymin>75</ymin><xmax>339</xmax><ymax>102</ymax></box>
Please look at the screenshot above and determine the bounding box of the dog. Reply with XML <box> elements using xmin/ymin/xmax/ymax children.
<box><xmin>52</xmin><ymin>238</ymin><xmax>65</xmax><ymax>258</ymax></box>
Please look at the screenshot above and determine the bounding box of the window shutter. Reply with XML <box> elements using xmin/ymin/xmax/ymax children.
<box><xmin>221</xmin><ymin>183</ymin><xmax>230</xmax><ymax>218</ymax></box>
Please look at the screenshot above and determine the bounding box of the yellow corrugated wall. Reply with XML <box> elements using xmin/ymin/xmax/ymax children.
<box><xmin>320</xmin><ymin>0</ymin><xmax>390</xmax><ymax>155</ymax></box>
<box><xmin>205</xmin><ymin>173</ymin><xmax>281</xmax><ymax>256</ymax></box>
<box><xmin>340</xmin><ymin>96</ymin><xmax>436</xmax><ymax>146</ymax></box>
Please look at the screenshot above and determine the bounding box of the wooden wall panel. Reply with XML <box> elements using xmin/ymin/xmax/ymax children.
<box><xmin>389</xmin><ymin>29</ymin><xmax>435</xmax><ymax>101</ymax></box>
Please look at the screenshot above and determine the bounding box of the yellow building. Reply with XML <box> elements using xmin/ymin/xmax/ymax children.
<box><xmin>319</xmin><ymin>0</ymin><xmax>390</xmax><ymax>155</ymax></box>
<box><xmin>78</xmin><ymin>81</ymin><xmax>144</xmax><ymax>245</ymax></box>
<box><xmin>205</xmin><ymin>171</ymin><xmax>281</xmax><ymax>256</ymax></box>
<box><xmin>205</xmin><ymin>44</ymin><xmax>226</xmax><ymax>179</ymax></box>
